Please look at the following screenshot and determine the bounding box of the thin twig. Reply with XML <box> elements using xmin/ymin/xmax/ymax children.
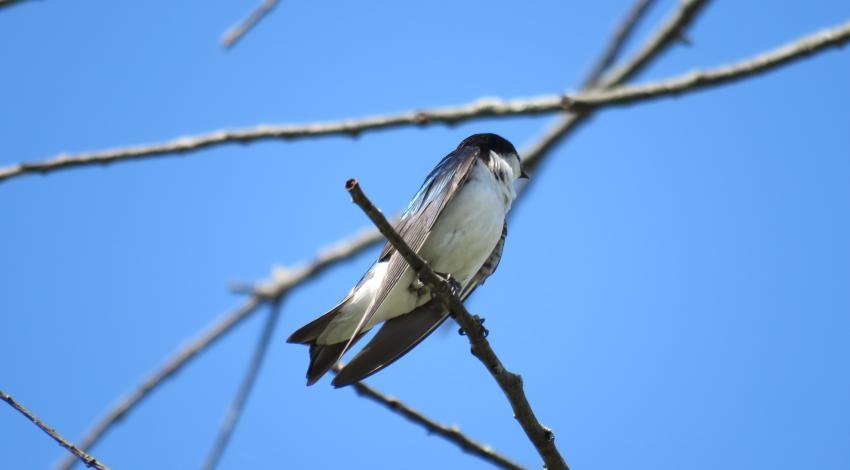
<box><xmin>521</xmin><ymin>0</ymin><xmax>711</xmax><ymax>176</ymax></box>
<box><xmin>345</xmin><ymin>179</ymin><xmax>569</xmax><ymax>470</ymax></box>
<box><xmin>8</xmin><ymin>14</ymin><xmax>850</xmax><ymax>184</ymax></box>
<box><xmin>567</xmin><ymin>19</ymin><xmax>850</xmax><ymax>110</ymax></box>
<box><xmin>1</xmin><ymin>390</ymin><xmax>109</xmax><ymax>470</ymax></box>
<box><xmin>220</xmin><ymin>0</ymin><xmax>279</xmax><ymax>49</ymax></box>
<box><xmin>201</xmin><ymin>298</ymin><xmax>285</xmax><ymax>470</ymax></box>
<box><xmin>55</xmin><ymin>229</ymin><xmax>382</xmax><ymax>470</ymax></box>
<box><xmin>333</xmin><ymin>365</ymin><xmax>526</xmax><ymax>470</ymax></box>
<box><xmin>55</xmin><ymin>297</ymin><xmax>261</xmax><ymax>470</ymax></box>
<box><xmin>582</xmin><ymin>0</ymin><xmax>657</xmax><ymax>88</ymax></box>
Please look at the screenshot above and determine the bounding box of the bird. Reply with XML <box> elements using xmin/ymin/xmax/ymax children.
<box><xmin>288</xmin><ymin>133</ymin><xmax>527</xmax><ymax>387</ymax></box>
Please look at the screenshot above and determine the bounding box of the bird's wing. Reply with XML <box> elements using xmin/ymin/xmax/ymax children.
<box><xmin>331</xmin><ymin>298</ymin><xmax>445</xmax><ymax>387</ymax></box>
<box><xmin>332</xmin><ymin>223</ymin><xmax>507</xmax><ymax>387</ymax></box>
<box><xmin>337</xmin><ymin>145</ymin><xmax>481</xmax><ymax>360</ymax></box>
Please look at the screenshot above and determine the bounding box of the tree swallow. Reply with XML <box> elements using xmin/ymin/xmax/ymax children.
<box><xmin>288</xmin><ymin>133</ymin><xmax>528</xmax><ymax>387</ymax></box>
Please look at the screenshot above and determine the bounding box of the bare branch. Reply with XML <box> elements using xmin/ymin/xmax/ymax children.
<box><xmin>201</xmin><ymin>298</ymin><xmax>285</xmax><ymax>470</ymax></box>
<box><xmin>55</xmin><ymin>228</ymin><xmax>382</xmax><ymax>470</ymax></box>
<box><xmin>335</xmin><ymin>365</ymin><xmax>526</xmax><ymax>470</ymax></box>
<box><xmin>220</xmin><ymin>0</ymin><xmax>279</xmax><ymax>49</ymax></box>
<box><xmin>1</xmin><ymin>390</ymin><xmax>109</xmax><ymax>470</ymax></box>
<box><xmin>521</xmin><ymin>0</ymin><xmax>711</xmax><ymax>175</ymax></box>
<box><xmin>345</xmin><ymin>179</ymin><xmax>569</xmax><ymax>470</ymax></box>
<box><xmin>582</xmin><ymin>0</ymin><xmax>657</xmax><ymax>88</ymax></box>
<box><xmin>0</xmin><ymin>96</ymin><xmax>566</xmax><ymax>184</ymax></box>
<box><xmin>566</xmin><ymin>19</ymin><xmax>850</xmax><ymax>110</ymax></box>
<box><xmin>602</xmin><ymin>0</ymin><xmax>711</xmax><ymax>88</ymax></box>
<box><xmin>0</xmin><ymin>0</ymin><xmax>703</xmax><ymax>189</ymax></box>
<box><xmin>55</xmin><ymin>297</ymin><xmax>262</xmax><ymax>470</ymax></box>
<box><xmin>8</xmin><ymin>13</ymin><xmax>850</xmax><ymax>185</ymax></box>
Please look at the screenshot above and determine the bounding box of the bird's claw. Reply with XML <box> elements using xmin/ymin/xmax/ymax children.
<box><xmin>457</xmin><ymin>316</ymin><xmax>488</xmax><ymax>338</ymax></box>
<box><xmin>435</xmin><ymin>271</ymin><xmax>461</xmax><ymax>296</ymax></box>
<box><xmin>475</xmin><ymin>316</ymin><xmax>489</xmax><ymax>338</ymax></box>
<box><xmin>408</xmin><ymin>277</ymin><xmax>428</xmax><ymax>296</ymax></box>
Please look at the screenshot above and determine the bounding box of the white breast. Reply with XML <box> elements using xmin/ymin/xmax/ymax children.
<box><xmin>420</xmin><ymin>159</ymin><xmax>513</xmax><ymax>285</ymax></box>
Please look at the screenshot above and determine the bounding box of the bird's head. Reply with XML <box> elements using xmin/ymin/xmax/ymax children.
<box><xmin>459</xmin><ymin>133</ymin><xmax>529</xmax><ymax>180</ymax></box>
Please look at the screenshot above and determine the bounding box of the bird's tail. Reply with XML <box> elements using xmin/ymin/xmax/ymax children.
<box><xmin>287</xmin><ymin>305</ymin><xmax>342</xmax><ymax>345</ymax></box>
<box><xmin>287</xmin><ymin>303</ymin><xmax>363</xmax><ymax>385</ymax></box>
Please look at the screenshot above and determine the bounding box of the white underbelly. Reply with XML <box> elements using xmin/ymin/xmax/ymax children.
<box><xmin>420</xmin><ymin>162</ymin><xmax>507</xmax><ymax>285</ymax></box>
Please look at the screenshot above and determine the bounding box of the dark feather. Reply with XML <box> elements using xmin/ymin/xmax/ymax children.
<box><xmin>305</xmin><ymin>333</ymin><xmax>366</xmax><ymax>385</ymax></box>
<box><xmin>287</xmin><ymin>299</ymin><xmax>348</xmax><ymax>344</ymax></box>
<box><xmin>332</xmin><ymin>300</ymin><xmax>448</xmax><ymax>387</ymax></box>
<box><xmin>378</xmin><ymin>145</ymin><xmax>481</xmax><ymax>261</ymax></box>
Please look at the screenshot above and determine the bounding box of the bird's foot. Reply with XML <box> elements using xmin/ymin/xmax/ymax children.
<box><xmin>408</xmin><ymin>277</ymin><xmax>428</xmax><ymax>297</ymax></box>
<box><xmin>458</xmin><ymin>316</ymin><xmax>488</xmax><ymax>338</ymax></box>
<box><xmin>434</xmin><ymin>271</ymin><xmax>461</xmax><ymax>296</ymax></box>
<box><xmin>474</xmin><ymin>316</ymin><xmax>489</xmax><ymax>337</ymax></box>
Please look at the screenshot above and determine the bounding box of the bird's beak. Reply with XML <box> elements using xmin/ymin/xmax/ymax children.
<box><xmin>519</xmin><ymin>168</ymin><xmax>530</xmax><ymax>179</ymax></box>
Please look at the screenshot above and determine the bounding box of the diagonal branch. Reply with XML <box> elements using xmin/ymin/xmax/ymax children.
<box><xmin>55</xmin><ymin>229</ymin><xmax>382</xmax><ymax>470</ymax></box>
<box><xmin>565</xmin><ymin>19</ymin><xmax>850</xmax><ymax>110</ymax></box>
<box><xmin>201</xmin><ymin>298</ymin><xmax>285</xmax><ymax>470</ymax></box>
<box><xmin>601</xmin><ymin>0</ymin><xmax>710</xmax><ymax>89</ymax></box>
<box><xmin>220</xmin><ymin>0</ymin><xmax>279</xmax><ymax>49</ymax></box>
<box><xmin>345</xmin><ymin>179</ymin><xmax>569</xmax><ymax>470</ymax></box>
<box><xmin>582</xmin><ymin>0</ymin><xmax>657</xmax><ymax>88</ymax></box>
<box><xmin>521</xmin><ymin>0</ymin><xmax>711</xmax><ymax>176</ymax></box>
<box><xmin>335</xmin><ymin>364</ymin><xmax>526</xmax><ymax>470</ymax></box>
<box><xmin>1</xmin><ymin>390</ymin><xmax>109</xmax><ymax>470</ymax></box>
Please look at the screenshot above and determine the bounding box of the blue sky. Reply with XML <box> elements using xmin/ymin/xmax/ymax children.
<box><xmin>1</xmin><ymin>1</ymin><xmax>849</xmax><ymax>469</ymax></box>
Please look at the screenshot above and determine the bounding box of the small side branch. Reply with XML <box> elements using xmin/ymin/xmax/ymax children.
<box><xmin>335</xmin><ymin>365</ymin><xmax>526</xmax><ymax>470</ymax></box>
<box><xmin>582</xmin><ymin>0</ymin><xmax>657</xmax><ymax>88</ymax></box>
<box><xmin>344</xmin><ymin>179</ymin><xmax>569</xmax><ymax>470</ymax></box>
<box><xmin>521</xmin><ymin>0</ymin><xmax>711</xmax><ymax>175</ymax></box>
<box><xmin>1</xmin><ymin>390</ymin><xmax>109</xmax><ymax>470</ymax></box>
<box><xmin>220</xmin><ymin>0</ymin><xmax>279</xmax><ymax>49</ymax></box>
<box><xmin>566</xmin><ymin>19</ymin><xmax>850</xmax><ymax>110</ymax></box>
